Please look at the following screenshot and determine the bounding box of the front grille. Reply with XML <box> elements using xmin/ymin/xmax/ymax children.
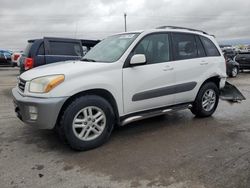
<box><xmin>18</xmin><ymin>78</ymin><xmax>26</xmax><ymax>92</ymax></box>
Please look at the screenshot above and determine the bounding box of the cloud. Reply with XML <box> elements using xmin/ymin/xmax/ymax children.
<box><xmin>1</xmin><ymin>0</ymin><xmax>250</xmax><ymax>50</ymax></box>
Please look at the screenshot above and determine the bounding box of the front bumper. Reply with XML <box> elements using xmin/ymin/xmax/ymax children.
<box><xmin>12</xmin><ymin>87</ymin><xmax>67</xmax><ymax>129</ymax></box>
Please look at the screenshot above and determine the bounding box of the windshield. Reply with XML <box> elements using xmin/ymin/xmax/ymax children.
<box><xmin>83</xmin><ymin>33</ymin><xmax>139</xmax><ymax>63</ymax></box>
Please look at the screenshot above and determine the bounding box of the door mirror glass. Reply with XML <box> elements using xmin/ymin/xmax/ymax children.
<box><xmin>130</xmin><ymin>54</ymin><xmax>146</xmax><ymax>65</ymax></box>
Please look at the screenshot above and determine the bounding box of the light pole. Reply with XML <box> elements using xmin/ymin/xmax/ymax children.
<box><xmin>124</xmin><ymin>13</ymin><xmax>127</xmax><ymax>32</ymax></box>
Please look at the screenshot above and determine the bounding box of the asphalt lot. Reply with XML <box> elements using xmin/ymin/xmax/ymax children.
<box><xmin>0</xmin><ymin>67</ymin><xmax>250</xmax><ymax>188</ymax></box>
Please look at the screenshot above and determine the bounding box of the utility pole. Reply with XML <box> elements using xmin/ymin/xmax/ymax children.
<box><xmin>124</xmin><ymin>13</ymin><xmax>127</xmax><ymax>32</ymax></box>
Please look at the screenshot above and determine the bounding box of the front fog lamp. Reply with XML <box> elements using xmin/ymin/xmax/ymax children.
<box><xmin>29</xmin><ymin>75</ymin><xmax>64</xmax><ymax>93</ymax></box>
<box><xmin>29</xmin><ymin>106</ymin><xmax>38</xmax><ymax>120</ymax></box>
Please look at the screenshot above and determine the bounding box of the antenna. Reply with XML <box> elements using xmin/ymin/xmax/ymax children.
<box><xmin>124</xmin><ymin>13</ymin><xmax>127</xmax><ymax>32</ymax></box>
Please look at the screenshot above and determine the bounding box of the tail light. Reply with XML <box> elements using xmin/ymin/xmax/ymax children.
<box><xmin>14</xmin><ymin>54</ymin><xmax>20</xmax><ymax>61</ymax></box>
<box><xmin>24</xmin><ymin>58</ymin><xmax>34</xmax><ymax>70</ymax></box>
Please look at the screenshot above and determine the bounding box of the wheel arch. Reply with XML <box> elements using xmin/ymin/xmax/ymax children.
<box><xmin>56</xmin><ymin>89</ymin><xmax>120</xmax><ymax>127</ymax></box>
<box><xmin>202</xmin><ymin>76</ymin><xmax>221</xmax><ymax>89</ymax></box>
<box><xmin>194</xmin><ymin>76</ymin><xmax>221</xmax><ymax>100</ymax></box>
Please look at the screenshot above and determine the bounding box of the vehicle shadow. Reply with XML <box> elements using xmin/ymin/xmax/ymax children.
<box><xmin>17</xmin><ymin>110</ymin><xmax>215</xmax><ymax>155</ymax></box>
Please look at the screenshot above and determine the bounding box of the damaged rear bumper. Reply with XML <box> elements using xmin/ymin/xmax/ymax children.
<box><xmin>220</xmin><ymin>81</ymin><xmax>246</xmax><ymax>102</ymax></box>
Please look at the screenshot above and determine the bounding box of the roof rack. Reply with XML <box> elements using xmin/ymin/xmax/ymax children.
<box><xmin>156</xmin><ymin>26</ymin><xmax>209</xmax><ymax>35</ymax></box>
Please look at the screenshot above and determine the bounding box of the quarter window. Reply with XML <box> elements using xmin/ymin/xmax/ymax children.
<box><xmin>172</xmin><ymin>33</ymin><xmax>198</xmax><ymax>60</ymax></box>
<box><xmin>37</xmin><ymin>43</ymin><xmax>45</xmax><ymax>55</ymax></box>
<box><xmin>200</xmin><ymin>36</ymin><xmax>220</xmax><ymax>56</ymax></box>
<box><xmin>133</xmin><ymin>33</ymin><xmax>170</xmax><ymax>64</ymax></box>
<box><xmin>195</xmin><ymin>36</ymin><xmax>206</xmax><ymax>57</ymax></box>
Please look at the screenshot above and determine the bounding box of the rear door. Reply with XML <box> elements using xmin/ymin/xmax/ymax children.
<box><xmin>44</xmin><ymin>38</ymin><xmax>83</xmax><ymax>64</ymax></box>
<box><xmin>171</xmin><ymin>33</ymin><xmax>219</xmax><ymax>104</ymax></box>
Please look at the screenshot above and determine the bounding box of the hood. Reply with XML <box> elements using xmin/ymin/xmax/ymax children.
<box><xmin>20</xmin><ymin>60</ymin><xmax>113</xmax><ymax>81</ymax></box>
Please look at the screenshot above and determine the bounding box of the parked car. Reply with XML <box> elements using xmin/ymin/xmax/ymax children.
<box><xmin>11</xmin><ymin>52</ymin><xmax>22</xmax><ymax>67</ymax></box>
<box><xmin>220</xmin><ymin>44</ymin><xmax>234</xmax><ymax>52</ymax></box>
<box><xmin>0</xmin><ymin>50</ymin><xmax>12</xmax><ymax>66</ymax></box>
<box><xmin>19</xmin><ymin>37</ymin><xmax>99</xmax><ymax>73</ymax></box>
<box><xmin>234</xmin><ymin>52</ymin><xmax>250</xmax><ymax>71</ymax></box>
<box><xmin>222</xmin><ymin>49</ymin><xmax>239</xmax><ymax>77</ymax></box>
<box><xmin>12</xmin><ymin>26</ymin><xmax>245</xmax><ymax>151</ymax></box>
<box><xmin>226</xmin><ymin>58</ymin><xmax>239</xmax><ymax>77</ymax></box>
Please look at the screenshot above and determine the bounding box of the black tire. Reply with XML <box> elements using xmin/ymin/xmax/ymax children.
<box><xmin>59</xmin><ymin>95</ymin><xmax>115</xmax><ymax>151</ymax></box>
<box><xmin>191</xmin><ymin>82</ymin><xmax>219</xmax><ymax>117</ymax></box>
<box><xmin>54</xmin><ymin>122</ymin><xmax>68</xmax><ymax>144</ymax></box>
<box><xmin>230</xmin><ymin>66</ymin><xmax>238</xmax><ymax>77</ymax></box>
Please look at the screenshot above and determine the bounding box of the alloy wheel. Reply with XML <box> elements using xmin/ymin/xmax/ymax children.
<box><xmin>202</xmin><ymin>89</ymin><xmax>216</xmax><ymax>112</ymax></box>
<box><xmin>72</xmin><ymin>106</ymin><xmax>106</xmax><ymax>141</ymax></box>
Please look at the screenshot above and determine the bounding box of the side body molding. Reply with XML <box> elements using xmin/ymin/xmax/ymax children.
<box><xmin>132</xmin><ymin>82</ymin><xmax>197</xmax><ymax>101</ymax></box>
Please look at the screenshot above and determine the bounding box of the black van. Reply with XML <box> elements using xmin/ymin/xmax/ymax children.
<box><xmin>19</xmin><ymin>37</ymin><xmax>99</xmax><ymax>73</ymax></box>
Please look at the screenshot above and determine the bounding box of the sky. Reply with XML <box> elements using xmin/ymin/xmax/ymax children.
<box><xmin>1</xmin><ymin>0</ymin><xmax>250</xmax><ymax>51</ymax></box>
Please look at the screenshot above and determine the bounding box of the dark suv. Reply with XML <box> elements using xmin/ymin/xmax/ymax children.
<box><xmin>234</xmin><ymin>52</ymin><xmax>250</xmax><ymax>71</ymax></box>
<box><xmin>19</xmin><ymin>37</ymin><xmax>99</xmax><ymax>73</ymax></box>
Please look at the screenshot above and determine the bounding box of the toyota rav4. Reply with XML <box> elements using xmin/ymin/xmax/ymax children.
<box><xmin>12</xmin><ymin>26</ymin><xmax>245</xmax><ymax>150</ymax></box>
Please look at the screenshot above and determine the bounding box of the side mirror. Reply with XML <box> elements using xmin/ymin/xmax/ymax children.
<box><xmin>130</xmin><ymin>54</ymin><xmax>146</xmax><ymax>65</ymax></box>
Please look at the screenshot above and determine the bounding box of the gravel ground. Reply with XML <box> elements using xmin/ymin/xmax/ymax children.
<box><xmin>0</xmin><ymin>67</ymin><xmax>250</xmax><ymax>188</ymax></box>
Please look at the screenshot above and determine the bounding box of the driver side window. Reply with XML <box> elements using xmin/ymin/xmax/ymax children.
<box><xmin>133</xmin><ymin>33</ymin><xmax>170</xmax><ymax>64</ymax></box>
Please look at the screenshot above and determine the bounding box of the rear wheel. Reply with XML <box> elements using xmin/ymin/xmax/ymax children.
<box><xmin>230</xmin><ymin>66</ymin><xmax>238</xmax><ymax>77</ymax></box>
<box><xmin>59</xmin><ymin>95</ymin><xmax>115</xmax><ymax>151</ymax></box>
<box><xmin>191</xmin><ymin>82</ymin><xmax>219</xmax><ymax>117</ymax></box>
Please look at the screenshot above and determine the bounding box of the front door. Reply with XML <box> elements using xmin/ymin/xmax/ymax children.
<box><xmin>122</xmin><ymin>33</ymin><xmax>175</xmax><ymax>114</ymax></box>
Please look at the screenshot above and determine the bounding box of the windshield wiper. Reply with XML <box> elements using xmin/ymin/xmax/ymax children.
<box><xmin>81</xmin><ymin>58</ymin><xmax>96</xmax><ymax>62</ymax></box>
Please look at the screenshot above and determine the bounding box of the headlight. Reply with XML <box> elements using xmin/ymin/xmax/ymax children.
<box><xmin>29</xmin><ymin>75</ymin><xmax>65</xmax><ymax>93</ymax></box>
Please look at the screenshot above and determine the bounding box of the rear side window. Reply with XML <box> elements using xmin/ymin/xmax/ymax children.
<box><xmin>49</xmin><ymin>41</ymin><xmax>82</xmax><ymax>56</ymax></box>
<box><xmin>200</xmin><ymin>36</ymin><xmax>220</xmax><ymax>57</ymax></box>
<box><xmin>172</xmin><ymin>33</ymin><xmax>198</xmax><ymax>60</ymax></box>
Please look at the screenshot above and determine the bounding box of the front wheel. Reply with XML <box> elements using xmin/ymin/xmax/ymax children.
<box><xmin>60</xmin><ymin>95</ymin><xmax>115</xmax><ymax>151</ymax></box>
<box><xmin>191</xmin><ymin>82</ymin><xmax>219</xmax><ymax>117</ymax></box>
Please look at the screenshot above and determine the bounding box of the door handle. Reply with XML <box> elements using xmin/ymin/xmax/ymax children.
<box><xmin>163</xmin><ymin>66</ymin><xmax>174</xmax><ymax>71</ymax></box>
<box><xmin>200</xmin><ymin>62</ymin><xmax>208</xmax><ymax>65</ymax></box>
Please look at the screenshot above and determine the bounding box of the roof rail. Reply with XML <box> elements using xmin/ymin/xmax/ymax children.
<box><xmin>156</xmin><ymin>26</ymin><xmax>209</xmax><ymax>35</ymax></box>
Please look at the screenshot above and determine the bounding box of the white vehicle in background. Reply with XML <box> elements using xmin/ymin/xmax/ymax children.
<box><xmin>12</xmin><ymin>26</ymin><xmax>245</xmax><ymax>151</ymax></box>
<box><xmin>11</xmin><ymin>52</ymin><xmax>22</xmax><ymax>67</ymax></box>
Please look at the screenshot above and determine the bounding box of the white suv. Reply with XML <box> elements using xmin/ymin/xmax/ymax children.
<box><xmin>12</xmin><ymin>26</ymin><xmax>243</xmax><ymax>150</ymax></box>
